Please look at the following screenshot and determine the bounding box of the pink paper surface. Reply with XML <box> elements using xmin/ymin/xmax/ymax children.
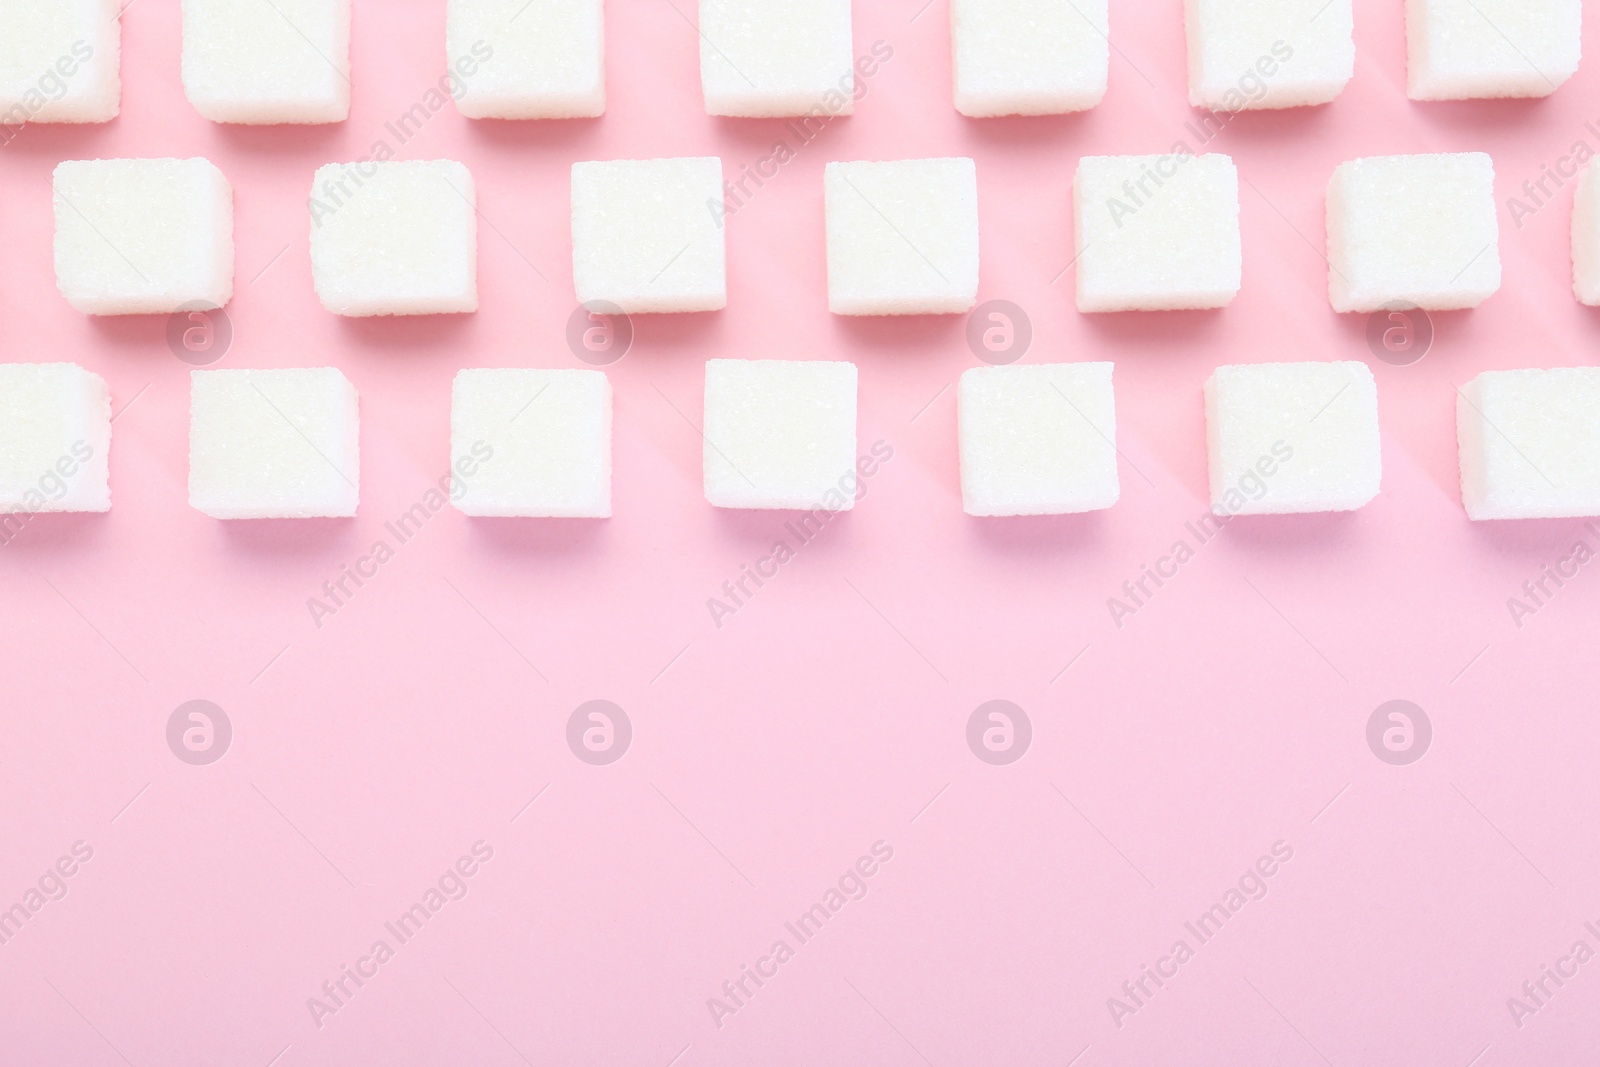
<box><xmin>3</xmin><ymin>1</ymin><xmax>1599</xmax><ymax>1064</ymax></box>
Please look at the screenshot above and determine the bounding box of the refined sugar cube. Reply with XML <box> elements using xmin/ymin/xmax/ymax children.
<box><xmin>1205</xmin><ymin>361</ymin><xmax>1381</xmax><ymax>515</ymax></box>
<box><xmin>1458</xmin><ymin>369</ymin><xmax>1600</xmax><ymax>520</ymax></box>
<box><xmin>825</xmin><ymin>158</ymin><xmax>979</xmax><ymax>316</ymax></box>
<box><xmin>1326</xmin><ymin>153</ymin><xmax>1500</xmax><ymax>313</ymax></box>
<box><xmin>1572</xmin><ymin>162</ymin><xmax>1600</xmax><ymax>305</ymax></box>
<box><xmin>310</xmin><ymin>160</ymin><xmax>478</xmax><ymax>316</ymax></box>
<box><xmin>54</xmin><ymin>158</ymin><xmax>234</xmax><ymax>316</ymax></box>
<box><xmin>958</xmin><ymin>363</ymin><xmax>1119</xmax><ymax>517</ymax></box>
<box><xmin>951</xmin><ymin>0</ymin><xmax>1107</xmax><ymax>117</ymax></box>
<box><xmin>1407</xmin><ymin>0</ymin><xmax>1580</xmax><ymax>100</ymax></box>
<box><xmin>447</xmin><ymin>0</ymin><xmax>604</xmax><ymax>119</ymax></box>
<box><xmin>1074</xmin><ymin>153</ymin><xmax>1240</xmax><ymax>313</ymax></box>
<box><xmin>571</xmin><ymin>157</ymin><xmax>725</xmax><ymax>314</ymax></box>
<box><xmin>703</xmin><ymin>359</ymin><xmax>857</xmax><ymax>510</ymax></box>
<box><xmin>451</xmin><ymin>368</ymin><xmax>611</xmax><ymax>518</ymax></box>
<box><xmin>0</xmin><ymin>0</ymin><xmax>120</xmax><ymax>125</ymax></box>
<box><xmin>190</xmin><ymin>368</ymin><xmax>359</xmax><ymax>519</ymax></box>
<box><xmin>0</xmin><ymin>364</ymin><xmax>111</xmax><ymax>519</ymax></box>
<box><xmin>1185</xmin><ymin>0</ymin><xmax>1354</xmax><ymax>110</ymax></box>
<box><xmin>181</xmin><ymin>0</ymin><xmax>351</xmax><ymax>124</ymax></box>
<box><xmin>699</xmin><ymin>0</ymin><xmax>853</xmax><ymax>118</ymax></box>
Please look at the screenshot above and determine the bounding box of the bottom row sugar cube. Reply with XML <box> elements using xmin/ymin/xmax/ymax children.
<box><xmin>1458</xmin><ymin>368</ymin><xmax>1600</xmax><ymax>521</ymax></box>
<box><xmin>0</xmin><ymin>363</ymin><xmax>111</xmax><ymax>519</ymax></box>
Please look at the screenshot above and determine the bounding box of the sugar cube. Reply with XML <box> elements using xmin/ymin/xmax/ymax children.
<box><xmin>54</xmin><ymin>158</ymin><xmax>234</xmax><ymax>316</ymax></box>
<box><xmin>310</xmin><ymin>160</ymin><xmax>478</xmax><ymax>317</ymax></box>
<box><xmin>1572</xmin><ymin>161</ymin><xmax>1600</xmax><ymax>305</ymax></box>
<box><xmin>825</xmin><ymin>157</ymin><xmax>979</xmax><ymax>316</ymax></box>
<box><xmin>189</xmin><ymin>368</ymin><xmax>359</xmax><ymax>519</ymax></box>
<box><xmin>951</xmin><ymin>0</ymin><xmax>1107</xmax><ymax>117</ymax></box>
<box><xmin>181</xmin><ymin>0</ymin><xmax>350</xmax><ymax>124</ymax></box>
<box><xmin>0</xmin><ymin>0</ymin><xmax>120</xmax><ymax>125</ymax></box>
<box><xmin>1185</xmin><ymin>0</ymin><xmax>1354</xmax><ymax>110</ymax></box>
<box><xmin>958</xmin><ymin>362</ymin><xmax>1119</xmax><ymax>517</ymax></box>
<box><xmin>0</xmin><ymin>364</ymin><xmax>111</xmax><ymax>521</ymax></box>
<box><xmin>1074</xmin><ymin>152</ymin><xmax>1240</xmax><ymax>313</ymax></box>
<box><xmin>1326</xmin><ymin>153</ymin><xmax>1500</xmax><ymax>313</ymax></box>
<box><xmin>447</xmin><ymin>0</ymin><xmax>604</xmax><ymax>119</ymax></box>
<box><xmin>703</xmin><ymin>359</ymin><xmax>857</xmax><ymax>510</ymax></box>
<box><xmin>571</xmin><ymin>157</ymin><xmax>725</xmax><ymax>314</ymax></box>
<box><xmin>699</xmin><ymin>0</ymin><xmax>854</xmax><ymax>118</ymax></box>
<box><xmin>1205</xmin><ymin>361</ymin><xmax>1381</xmax><ymax>515</ymax></box>
<box><xmin>451</xmin><ymin>368</ymin><xmax>611</xmax><ymax>518</ymax></box>
<box><xmin>1457</xmin><ymin>368</ymin><xmax>1600</xmax><ymax>520</ymax></box>
<box><xmin>1407</xmin><ymin>0</ymin><xmax>1580</xmax><ymax>101</ymax></box>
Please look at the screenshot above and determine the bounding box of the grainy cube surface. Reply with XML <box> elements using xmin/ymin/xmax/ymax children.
<box><xmin>1572</xmin><ymin>162</ymin><xmax>1600</xmax><ymax>305</ymax></box>
<box><xmin>1407</xmin><ymin>0</ymin><xmax>1580</xmax><ymax>100</ymax></box>
<box><xmin>699</xmin><ymin>0</ymin><xmax>854</xmax><ymax>118</ymax></box>
<box><xmin>571</xmin><ymin>157</ymin><xmax>726</xmax><ymax>314</ymax></box>
<box><xmin>0</xmin><ymin>363</ymin><xmax>111</xmax><ymax>517</ymax></box>
<box><xmin>825</xmin><ymin>157</ymin><xmax>979</xmax><ymax>316</ymax></box>
<box><xmin>189</xmin><ymin>368</ymin><xmax>360</xmax><ymax>519</ymax></box>
<box><xmin>958</xmin><ymin>363</ymin><xmax>1119</xmax><ymax>517</ymax></box>
<box><xmin>310</xmin><ymin>160</ymin><xmax>478</xmax><ymax>316</ymax></box>
<box><xmin>1326</xmin><ymin>153</ymin><xmax>1500</xmax><ymax>313</ymax></box>
<box><xmin>1458</xmin><ymin>369</ymin><xmax>1600</xmax><ymax>520</ymax></box>
<box><xmin>1185</xmin><ymin>0</ymin><xmax>1354</xmax><ymax>110</ymax></box>
<box><xmin>951</xmin><ymin>0</ymin><xmax>1107</xmax><ymax>117</ymax></box>
<box><xmin>448</xmin><ymin>0</ymin><xmax>604</xmax><ymax>119</ymax></box>
<box><xmin>54</xmin><ymin>158</ymin><xmax>234</xmax><ymax>316</ymax></box>
<box><xmin>0</xmin><ymin>0</ymin><xmax>120</xmax><ymax>124</ymax></box>
<box><xmin>451</xmin><ymin>368</ymin><xmax>612</xmax><ymax>518</ymax></box>
<box><xmin>703</xmin><ymin>359</ymin><xmax>858</xmax><ymax>510</ymax></box>
<box><xmin>1205</xmin><ymin>361</ymin><xmax>1381</xmax><ymax>515</ymax></box>
<box><xmin>181</xmin><ymin>0</ymin><xmax>350</xmax><ymax>124</ymax></box>
<box><xmin>1074</xmin><ymin>153</ymin><xmax>1240</xmax><ymax>313</ymax></box>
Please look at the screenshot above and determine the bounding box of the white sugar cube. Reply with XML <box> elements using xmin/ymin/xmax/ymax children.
<box><xmin>310</xmin><ymin>160</ymin><xmax>478</xmax><ymax>317</ymax></box>
<box><xmin>0</xmin><ymin>0</ymin><xmax>120</xmax><ymax>126</ymax></box>
<box><xmin>190</xmin><ymin>368</ymin><xmax>359</xmax><ymax>519</ymax></box>
<box><xmin>0</xmin><ymin>364</ymin><xmax>110</xmax><ymax>522</ymax></box>
<box><xmin>1205</xmin><ymin>361</ymin><xmax>1380</xmax><ymax>515</ymax></box>
<box><xmin>1407</xmin><ymin>0</ymin><xmax>1580</xmax><ymax>100</ymax></box>
<box><xmin>451</xmin><ymin>368</ymin><xmax>611</xmax><ymax>518</ymax></box>
<box><xmin>1572</xmin><ymin>161</ymin><xmax>1600</xmax><ymax>305</ymax></box>
<box><xmin>54</xmin><ymin>158</ymin><xmax>234</xmax><ymax>316</ymax></box>
<box><xmin>951</xmin><ymin>0</ymin><xmax>1107</xmax><ymax>117</ymax></box>
<box><xmin>825</xmin><ymin>158</ymin><xmax>979</xmax><ymax>316</ymax></box>
<box><xmin>181</xmin><ymin>0</ymin><xmax>350</xmax><ymax>124</ymax></box>
<box><xmin>571</xmin><ymin>157</ymin><xmax>725</xmax><ymax>314</ymax></box>
<box><xmin>1458</xmin><ymin>369</ymin><xmax>1600</xmax><ymax>520</ymax></box>
<box><xmin>958</xmin><ymin>363</ymin><xmax>1118</xmax><ymax>517</ymax></box>
<box><xmin>447</xmin><ymin>0</ymin><xmax>604</xmax><ymax>119</ymax></box>
<box><xmin>703</xmin><ymin>359</ymin><xmax>857</xmax><ymax>511</ymax></box>
<box><xmin>700</xmin><ymin>0</ymin><xmax>854</xmax><ymax>118</ymax></box>
<box><xmin>1185</xmin><ymin>0</ymin><xmax>1354</xmax><ymax>110</ymax></box>
<box><xmin>1326</xmin><ymin>153</ymin><xmax>1500</xmax><ymax>313</ymax></box>
<box><xmin>1074</xmin><ymin>153</ymin><xmax>1240</xmax><ymax>313</ymax></box>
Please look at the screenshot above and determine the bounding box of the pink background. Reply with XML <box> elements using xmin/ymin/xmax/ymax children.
<box><xmin>3</xmin><ymin>0</ymin><xmax>1600</xmax><ymax>1063</ymax></box>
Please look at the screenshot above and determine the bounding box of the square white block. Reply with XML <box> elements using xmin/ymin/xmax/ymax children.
<box><xmin>1326</xmin><ymin>153</ymin><xmax>1500</xmax><ymax>313</ymax></box>
<box><xmin>310</xmin><ymin>160</ymin><xmax>478</xmax><ymax>317</ymax></box>
<box><xmin>1074</xmin><ymin>153</ymin><xmax>1240</xmax><ymax>313</ymax></box>
<box><xmin>703</xmin><ymin>359</ymin><xmax>857</xmax><ymax>510</ymax></box>
<box><xmin>0</xmin><ymin>0</ymin><xmax>120</xmax><ymax>125</ymax></box>
<box><xmin>54</xmin><ymin>158</ymin><xmax>234</xmax><ymax>316</ymax></box>
<box><xmin>448</xmin><ymin>0</ymin><xmax>604</xmax><ymax>119</ymax></box>
<box><xmin>1185</xmin><ymin>0</ymin><xmax>1354</xmax><ymax>110</ymax></box>
<box><xmin>181</xmin><ymin>0</ymin><xmax>350</xmax><ymax>124</ymax></box>
<box><xmin>190</xmin><ymin>368</ymin><xmax>359</xmax><ymax>519</ymax></box>
<box><xmin>0</xmin><ymin>364</ymin><xmax>110</xmax><ymax>519</ymax></box>
<box><xmin>571</xmin><ymin>157</ymin><xmax>725</xmax><ymax>314</ymax></box>
<box><xmin>451</xmin><ymin>369</ymin><xmax>611</xmax><ymax>518</ymax></box>
<box><xmin>1458</xmin><ymin>369</ymin><xmax>1600</xmax><ymax>520</ymax></box>
<box><xmin>958</xmin><ymin>363</ymin><xmax>1119</xmax><ymax>516</ymax></box>
<box><xmin>1407</xmin><ymin>0</ymin><xmax>1580</xmax><ymax>100</ymax></box>
<box><xmin>825</xmin><ymin>158</ymin><xmax>979</xmax><ymax>316</ymax></box>
<box><xmin>1205</xmin><ymin>361</ymin><xmax>1381</xmax><ymax>515</ymax></box>
<box><xmin>951</xmin><ymin>0</ymin><xmax>1107</xmax><ymax>117</ymax></box>
<box><xmin>700</xmin><ymin>0</ymin><xmax>853</xmax><ymax>118</ymax></box>
<box><xmin>1572</xmin><ymin>161</ymin><xmax>1600</xmax><ymax>305</ymax></box>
